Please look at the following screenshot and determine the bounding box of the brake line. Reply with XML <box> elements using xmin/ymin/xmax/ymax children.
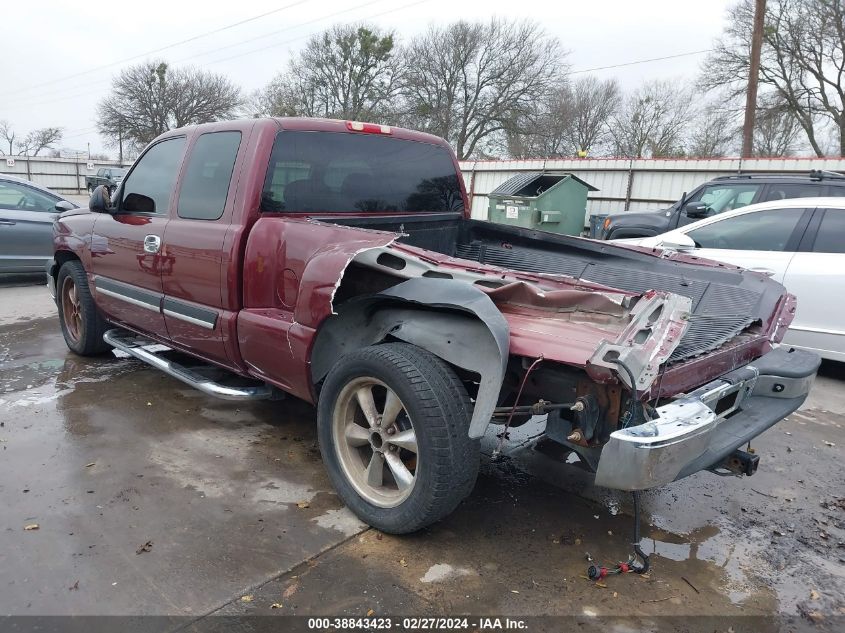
<box><xmin>491</xmin><ymin>355</ymin><xmax>544</xmax><ymax>459</ymax></box>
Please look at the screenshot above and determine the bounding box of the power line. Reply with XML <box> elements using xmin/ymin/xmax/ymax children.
<box><xmin>201</xmin><ymin>0</ymin><xmax>430</xmax><ymax>66</ymax></box>
<box><xmin>62</xmin><ymin>127</ymin><xmax>99</xmax><ymax>140</ymax></box>
<box><xmin>0</xmin><ymin>0</ymin><xmax>309</xmax><ymax>99</ymax></box>
<box><xmin>570</xmin><ymin>49</ymin><xmax>713</xmax><ymax>75</ymax></box>
<box><xmin>15</xmin><ymin>39</ymin><xmax>710</xmax><ymax>113</ymax></box>
<box><xmin>173</xmin><ymin>0</ymin><xmax>385</xmax><ymax>66</ymax></box>
<box><xmin>6</xmin><ymin>0</ymin><xmax>430</xmax><ymax>143</ymax></box>
<box><xmin>9</xmin><ymin>0</ymin><xmax>425</xmax><ymax>110</ymax></box>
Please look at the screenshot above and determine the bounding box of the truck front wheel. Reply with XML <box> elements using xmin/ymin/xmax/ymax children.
<box><xmin>57</xmin><ymin>260</ymin><xmax>110</xmax><ymax>356</ymax></box>
<box><xmin>317</xmin><ymin>343</ymin><xmax>479</xmax><ymax>534</ymax></box>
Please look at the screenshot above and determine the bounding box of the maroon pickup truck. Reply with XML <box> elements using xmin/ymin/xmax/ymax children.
<box><xmin>48</xmin><ymin>117</ymin><xmax>819</xmax><ymax>534</ymax></box>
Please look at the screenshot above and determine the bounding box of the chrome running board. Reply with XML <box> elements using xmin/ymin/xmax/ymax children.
<box><xmin>103</xmin><ymin>329</ymin><xmax>273</xmax><ymax>401</ymax></box>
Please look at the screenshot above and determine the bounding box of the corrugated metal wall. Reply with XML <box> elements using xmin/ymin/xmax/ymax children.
<box><xmin>460</xmin><ymin>157</ymin><xmax>845</xmax><ymax>223</ymax></box>
<box><xmin>0</xmin><ymin>156</ymin><xmax>128</xmax><ymax>194</ymax></box>
<box><xmin>7</xmin><ymin>154</ymin><xmax>845</xmax><ymax>210</ymax></box>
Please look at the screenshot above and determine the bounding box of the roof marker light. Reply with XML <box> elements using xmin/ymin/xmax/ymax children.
<box><xmin>346</xmin><ymin>121</ymin><xmax>392</xmax><ymax>134</ymax></box>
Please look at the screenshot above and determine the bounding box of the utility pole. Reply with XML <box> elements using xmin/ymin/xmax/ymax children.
<box><xmin>118</xmin><ymin>118</ymin><xmax>124</xmax><ymax>165</ymax></box>
<box><xmin>742</xmin><ymin>0</ymin><xmax>766</xmax><ymax>158</ymax></box>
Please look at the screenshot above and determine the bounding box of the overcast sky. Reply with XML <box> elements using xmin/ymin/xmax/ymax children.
<box><xmin>0</xmin><ymin>0</ymin><xmax>733</xmax><ymax>156</ymax></box>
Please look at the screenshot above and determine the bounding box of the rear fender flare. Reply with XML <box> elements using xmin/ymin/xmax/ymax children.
<box><xmin>311</xmin><ymin>278</ymin><xmax>509</xmax><ymax>438</ymax></box>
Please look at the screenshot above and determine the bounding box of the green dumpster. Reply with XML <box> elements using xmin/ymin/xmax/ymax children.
<box><xmin>487</xmin><ymin>172</ymin><xmax>598</xmax><ymax>236</ymax></box>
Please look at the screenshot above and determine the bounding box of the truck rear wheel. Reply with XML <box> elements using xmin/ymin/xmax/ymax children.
<box><xmin>57</xmin><ymin>260</ymin><xmax>110</xmax><ymax>356</ymax></box>
<box><xmin>317</xmin><ymin>343</ymin><xmax>479</xmax><ymax>534</ymax></box>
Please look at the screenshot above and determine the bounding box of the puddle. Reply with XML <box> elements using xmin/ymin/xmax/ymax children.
<box><xmin>646</xmin><ymin>524</ymin><xmax>764</xmax><ymax>604</ymax></box>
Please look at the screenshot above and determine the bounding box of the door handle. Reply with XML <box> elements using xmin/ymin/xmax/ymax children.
<box><xmin>143</xmin><ymin>234</ymin><xmax>161</xmax><ymax>254</ymax></box>
<box><xmin>0</xmin><ymin>219</ymin><xmax>15</xmax><ymax>226</ymax></box>
<box><xmin>749</xmin><ymin>267</ymin><xmax>775</xmax><ymax>277</ymax></box>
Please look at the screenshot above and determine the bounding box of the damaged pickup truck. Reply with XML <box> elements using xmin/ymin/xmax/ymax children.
<box><xmin>49</xmin><ymin>118</ymin><xmax>820</xmax><ymax>534</ymax></box>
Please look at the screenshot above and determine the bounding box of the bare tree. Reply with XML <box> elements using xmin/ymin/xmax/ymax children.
<box><xmin>687</xmin><ymin>104</ymin><xmax>737</xmax><ymax>158</ymax></box>
<box><xmin>169</xmin><ymin>67</ymin><xmax>244</xmax><ymax>128</ymax></box>
<box><xmin>97</xmin><ymin>61</ymin><xmax>242</xmax><ymax>150</ymax></box>
<box><xmin>505</xmin><ymin>85</ymin><xmax>573</xmax><ymax>158</ymax></box>
<box><xmin>508</xmin><ymin>76</ymin><xmax>619</xmax><ymax>158</ymax></box>
<box><xmin>608</xmin><ymin>80</ymin><xmax>691</xmax><ymax>158</ymax></box>
<box><xmin>255</xmin><ymin>72</ymin><xmax>320</xmax><ymax>118</ymax></box>
<box><xmin>241</xmin><ymin>89</ymin><xmax>276</xmax><ymax>118</ymax></box>
<box><xmin>754</xmin><ymin>96</ymin><xmax>803</xmax><ymax>156</ymax></box>
<box><xmin>0</xmin><ymin>121</ymin><xmax>64</xmax><ymax>156</ymax></box>
<box><xmin>15</xmin><ymin>127</ymin><xmax>63</xmax><ymax>156</ymax></box>
<box><xmin>566</xmin><ymin>76</ymin><xmax>620</xmax><ymax>156</ymax></box>
<box><xmin>0</xmin><ymin>120</ymin><xmax>14</xmax><ymax>155</ymax></box>
<box><xmin>401</xmin><ymin>19</ymin><xmax>565</xmax><ymax>159</ymax></box>
<box><xmin>704</xmin><ymin>0</ymin><xmax>845</xmax><ymax>156</ymax></box>
<box><xmin>260</xmin><ymin>25</ymin><xmax>400</xmax><ymax>120</ymax></box>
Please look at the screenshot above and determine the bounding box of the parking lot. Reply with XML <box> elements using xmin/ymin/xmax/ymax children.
<box><xmin>1</xmin><ymin>277</ymin><xmax>842</xmax><ymax>631</ymax></box>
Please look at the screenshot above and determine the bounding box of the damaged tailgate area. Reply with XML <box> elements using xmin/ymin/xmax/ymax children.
<box><xmin>320</xmin><ymin>214</ymin><xmax>788</xmax><ymax>377</ymax></box>
<box><xmin>451</xmin><ymin>220</ymin><xmax>778</xmax><ymax>363</ymax></box>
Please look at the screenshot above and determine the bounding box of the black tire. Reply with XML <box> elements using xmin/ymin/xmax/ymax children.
<box><xmin>56</xmin><ymin>260</ymin><xmax>111</xmax><ymax>356</ymax></box>
<box><xmin>317</xmin><ymin>343</ymin><xmax>479</xmax><ymax>534</ymax></box>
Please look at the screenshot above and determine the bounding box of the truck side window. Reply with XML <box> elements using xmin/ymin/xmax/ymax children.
<box><xmin>177</xmin><ymin>132</ymin><xmax>241</xmax><ymax>220</ymax></box>
<box><xmin>97</xmin><ymin>168</ymin><xmax>105</xmax><ymax>177</ymax></box>
<box><xmin>120</xmin><ymin>137</ymin><xmax>186</xmax><ymax>214</ymax></box>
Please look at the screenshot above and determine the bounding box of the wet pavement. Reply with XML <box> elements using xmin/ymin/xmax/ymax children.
<box><xmin>1</xmin><ymin>281</ymin><xmax>843</xmax><ymax>631</ymax></box>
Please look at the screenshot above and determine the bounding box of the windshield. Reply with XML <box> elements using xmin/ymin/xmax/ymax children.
<box><xmin>261</xmin><ymin>131</ymin><xmax>464</xmax><ymax>214</ymax></box>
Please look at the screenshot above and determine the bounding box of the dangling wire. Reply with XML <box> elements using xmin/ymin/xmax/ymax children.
<box><xmin>587</xmin><ymin>490</ymin><xmax>650</xmax><ymax>581</ymax></box>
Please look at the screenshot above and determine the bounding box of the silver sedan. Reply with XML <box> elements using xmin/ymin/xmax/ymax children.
<box><xmin>0</xmin><ymin>175</ymin><xmax>77</xmax><ymax>274</ymax></box>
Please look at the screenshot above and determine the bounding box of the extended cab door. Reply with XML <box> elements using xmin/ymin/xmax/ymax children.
<box><xmin>160</xmin><ymin>128</ymin><xmax>247</xmax><ymax>367</ymax></box>
<box><xmin>682</xmin><ymin>207</ymin><xmax>812</xmax><ymax>283</ymax></box>
<box><xmin>781</xmin><ymin>207</ymin><xmax>845</xmax><ymax>359</ymax></box>
<box><xmin>91</xmin><ymin>136</ymin><xmax>186</xmax><ymax>336</ymax></box>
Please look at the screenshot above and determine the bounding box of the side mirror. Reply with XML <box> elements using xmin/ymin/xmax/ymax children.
<box><xmin>55</xmin><ymin>200</ymin><xmax>75</xmax><ymax>212</ymax></box>
<box><xmin>89</xmin><ymin>185</ymin><xmax>113</xmax><ymax>213</ymax></box>
<box><xmin>123</xmin><ymin>192</ymin><xmax>155</xmax><ymax>213</ymax></box>
<box><xmin>656</xmin><ymin>233</ymin><xmax>696</xmax><ymax>251</ymax></box>
<box><xmin>684</xmin><ymin>201</ymin><xmax>710</xmax><ymax>218</ymax></box>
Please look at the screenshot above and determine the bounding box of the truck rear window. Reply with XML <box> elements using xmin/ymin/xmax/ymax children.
<box><xmin>260</xmin><ymin>131</ymin><xmax>464</xmax><ymax>214</ymax></box>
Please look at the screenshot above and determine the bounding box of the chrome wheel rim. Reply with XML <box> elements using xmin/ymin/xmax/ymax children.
<box><xmin>61</xmin><ymin>277</ymin><xmax>83</xmax><ymax>343</ymax></box>
<box><xmin>332</xmin><ymin>377</ymin><xmax>418</xmax><ymax>508</ymax></box>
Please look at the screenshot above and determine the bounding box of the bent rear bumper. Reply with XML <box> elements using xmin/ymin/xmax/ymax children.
<box><xmin>594</xmin><ymin>346</ymin><xmax>820</xmax><ymax>490</ymax></box>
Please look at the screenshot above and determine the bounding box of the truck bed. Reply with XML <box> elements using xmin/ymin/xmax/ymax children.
<box><xmin>318</xmin><ymin>212</ymin><xmax>785</xmax><ymax>366</ymax></box>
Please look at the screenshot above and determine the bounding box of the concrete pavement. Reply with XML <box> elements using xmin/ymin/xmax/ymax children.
<box><xmin>1</xmin><ymin>281</ymin><xmax>842</xmax><ymax>630</ymax></box>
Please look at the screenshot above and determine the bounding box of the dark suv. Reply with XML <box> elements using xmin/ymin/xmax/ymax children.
<box><xmin>596</xmin><ymin>170</ymin><xmax>845</xmax><ymax>240</ymax></box>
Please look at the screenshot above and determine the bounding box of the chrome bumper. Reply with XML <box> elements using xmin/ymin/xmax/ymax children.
<box><xmin>594</xmin><ymin>346</ymin><xmax>820</xmax><ymax>490</ymax></box>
